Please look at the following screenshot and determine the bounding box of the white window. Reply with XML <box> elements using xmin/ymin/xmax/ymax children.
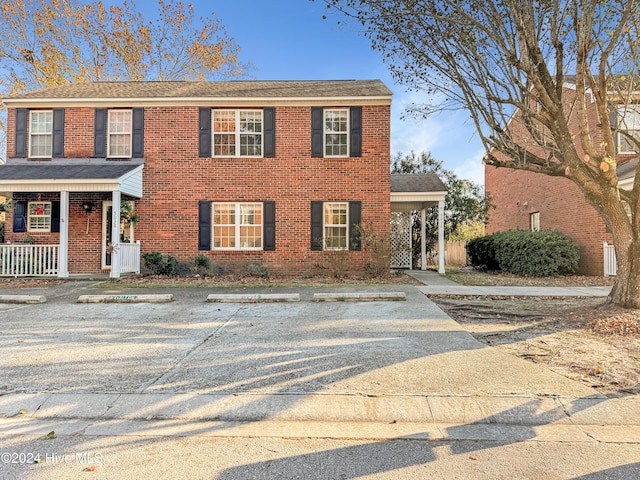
<box><xmin>618</xmin><ymin>105</ymin><xmax>640</xmax><ymax>154</ymax></box>
<box><xmin>29</xmin><ymin>111</ymin><xmax>53</xmax><ymax>158</ymax></box>
<box><xmin>108</xmin><ymin>110</ymin><xmax>132</xmax><ymax>158</ymax></box>
<box><xmin>324</xmin><ymin>109</ymin><xmax>349</xmax><ymax>157</ymax></box>
<box><xmin>213</xmin><ymin>202</ymin><xmax>263</xmax><ymax>250</ymax></box>
<box><xmin>28</xmin><ymin>201</ymin><xmax>52</xmax><ymax>232</ymax></box>
<box><xmin>530</xmin><ymin>212</ymin><xmax>540</xmax><ymax>232</ymax></box>
<box><xmin>213</xmin><ymin>110</ymin><xmax>263</xmax><ymax>157</ymax></box>
<box><xmin>324</xmin><ymin>202</ymin><xmax>348</xmax><ymax>250</ymax></box>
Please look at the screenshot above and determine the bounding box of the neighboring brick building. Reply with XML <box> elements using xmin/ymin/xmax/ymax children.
<box><xmin>485</xmin><ymin>82</ymin><xmax>638</xmax><ymax>276</ymax></box>
<box><xmin>0</xmin><ymin>80</ymin><xmax>399</xmax><ymax>277</ymax></box>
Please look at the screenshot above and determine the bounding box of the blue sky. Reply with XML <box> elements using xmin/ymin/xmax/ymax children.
<box><xmin>137</xmin><ymin>1</ymin><xmax>487</xmax><ymax>184</ymax></box>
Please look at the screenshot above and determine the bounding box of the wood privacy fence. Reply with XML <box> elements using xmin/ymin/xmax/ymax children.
<box><xmin>432</xmin><ymin>240</ymin><xmax>468</xmax><ymax>266</ymax></box>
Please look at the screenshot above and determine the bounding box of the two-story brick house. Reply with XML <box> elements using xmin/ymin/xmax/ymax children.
<box><xmin>485</xmin><ymin>81</ymin><xmax>638</xmax><ymax>276</ymax></box>
<box><xmin>0</xmin><ymin>80</ymin><xmax>403</xmax><ymax>277</ymax></box>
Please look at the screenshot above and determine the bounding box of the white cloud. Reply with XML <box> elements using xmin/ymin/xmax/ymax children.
<box><xmin>451</xmin><ymin>148</ymin><xmax>486</xmax><ymax>186</ymax></box>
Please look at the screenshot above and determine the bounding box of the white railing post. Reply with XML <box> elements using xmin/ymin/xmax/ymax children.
<box><xmin>0</xmin><ymin>244</ymin><xmax>59</xmax><ymax>277</ymax></box>
<box><xmin>603</xmin><ymin>242</ymin><xmax>617</xmax><ymax>276</ymax></box>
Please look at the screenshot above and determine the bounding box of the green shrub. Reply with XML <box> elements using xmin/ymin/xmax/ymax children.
<box><xmin>246</xmin><ymin>261</ymin><xmax>268</xmax><ymax>277</ymax></box>
<box><xmin>142</xmin><ymin>252</ymin><xmax>178</xmax><ymax>275</ymax></box>
<box><xmin>493</xmin><ymin>229</ymin><xmax>579</xmax><ymax>277</ymax></box>
<box><xmin>466</xmin><ymin>235</ymin><xmax>499</xmax><ymax>271</ymax></box>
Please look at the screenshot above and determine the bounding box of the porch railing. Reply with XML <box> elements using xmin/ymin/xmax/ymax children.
<box><xmin>603</xmin><ymin>242</ymin><xmax>617</xmax><ymax>276</ymax></box>
<box><xmin>119</xmin><ymin>241</ymin><xmax>141</xmax><ymax>274</ymax></box>
<box><xmin>0</xmin><ymin>244</ymin><xmax>59</xmax><ymax>277</ymax></box>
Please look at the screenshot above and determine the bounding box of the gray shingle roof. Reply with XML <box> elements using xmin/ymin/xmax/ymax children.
<box><xmin>0</xmin><ymin>164</ymin><xmax>140</xmax><ymax>180</ymax></box>
<box><xmin>391</xmin><ymin>173</ymin><xmax>447</xmax><ymax>193</ymax></box>
<box><xmin>6</xmin><ymin>80</ymin><xmax>392</xmax><ymax>101</ymax></box>
<box><xmin>617</xmin><ymin>159</ymin><xmax>638</xmax><ymax>181</ymax></box>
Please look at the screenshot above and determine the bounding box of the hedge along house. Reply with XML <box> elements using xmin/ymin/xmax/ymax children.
<box><xmin>0</xmin><ymin>80</ymin><xmax>447</xmax><ymax>278</ymax></box>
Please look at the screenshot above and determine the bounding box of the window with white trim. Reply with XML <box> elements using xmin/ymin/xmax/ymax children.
<box><xmin>618</xmin><ymin>105</ymin><xmax>640</xmax><ymax>154</ymax></box>
<box><xmin>530</xmin><ymin>212</ymin><xmax>540</xmax><ymax>232</ymax></box>
<box><xmin>28</xmin><ymin>201</ymin><xmax>52</xmax><ymax>232</ymax></box>
<box><xmin>324</xmin><ymin>109</ymin><xmax>349</xmax><ymax>157</ymax></box>
<box><xmin>108</xmin><ymin>110</ymin><xmax>132</xmax><ymax>158</ymax></box>
<box><xmin>213</xmin><ymin>110</ymin><xmax>263</xmax><ymax>157</ymax></box>
<box><xmin>29</xmin><ymin>110</ymin><xmax>53</xmax><ymax>158</ymax></box>
<box><xmin>324</xmin><ymin>202</ymin><xmax>348</xmax><ymax>250</ymax></box>
<box><xmin>212</xmin><ymin>202</ymin><xmax>263</xmax><ymax>250</ymax></box>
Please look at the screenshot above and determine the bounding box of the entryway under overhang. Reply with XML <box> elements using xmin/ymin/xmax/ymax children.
<box><xmin>390</xmin><ymin>173</ymin><xmax>447</xmax><ymax>273</ymax></box>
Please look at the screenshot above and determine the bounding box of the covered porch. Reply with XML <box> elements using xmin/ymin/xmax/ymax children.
<box><xmin>0</xmin><ymin>161</ymin><xmax>143</xmax><ymax>278</ymax></box>
<box><xmin>390</xmin><ymin>173</ymin><xmax>448</xmax><ymax>274</ymax></box>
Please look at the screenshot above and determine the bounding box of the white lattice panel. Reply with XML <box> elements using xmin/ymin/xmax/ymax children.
<box><xmin>390</xmin><ymin>212</ymin><xmax>412</xmax><ymax>268</ymax></box>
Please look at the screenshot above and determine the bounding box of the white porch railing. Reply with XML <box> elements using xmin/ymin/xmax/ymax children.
<box><xmin>0</xmin><ymin>244</ymin><xmax>59</xmax><ymax>277</ymax></box>
<box><xmin>119</xmin><ymin>241</ymin><xmax>141</xmax><ymax>274</ymax></box>
<box><xmin>603</xmin><ymin>242</ymin><xmax>617</xmax><ymax>276</ymax></box>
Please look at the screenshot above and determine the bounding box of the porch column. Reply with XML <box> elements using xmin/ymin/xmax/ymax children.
<box><xmin>57</xmin><ymin>191</ymin><xmax>69</xmax><ymax>278</ymax></box>
<box><xmin>438</xmin><ymin>199</ymin><xmax>445</xmax><ymax>274</ymax></box>
<box><xmin>421</xmin><ymin>208</ymin><xmax>427</xmax><ymax>270</ymax></box>
<box><xmin>110</xmin><ymin>191</ymin><xmax>121</xmax><ymax>278</ymax></box>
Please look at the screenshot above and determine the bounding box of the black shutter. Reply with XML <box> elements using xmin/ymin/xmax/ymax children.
<box><xmin>198</xmin><ymin>200</ymin><xmax>211</xmax><ymax>250</ymax></box>
<box><xmin>263</xmin><ymin>201</ymin><xmax>276</xmax><ymax>251</ymax></box>
<box><xmin>609</xmin><ymin>105</ymin><xmax>619</xmax><ymax>154</ymax></box>
<box><xmin>94</xmin><ymin>108</ymin><xmax>107</xmax><ymax>157</ymax></box>
<box><xmin>349</xmin><ymin>201</ymin><xmax>362</xmax><ymax>251</ymax></box>
<box><xmin>310</xmin><ymin>201</ymin><xmax>323</xmax><ymax>250</ymax></box>
<box><xmin>132</xmin><ymin>108</ymin><xmax>144</xmax><ymax>157</ymax></box>
<box><xmin>311</xmin><ymin>107</ymin><xmax>323</xmax><ymax>157</ymax></box>
<box><xmin>13</xmin><ymin>201</ymin><xmax>26</xmax><ymax>233</ymax></box>
<box><xmin>199</xmin><ymin>107</ymin><xmax>211</xmax><ymax>157</ymax></box>
<box><xmin>15</xmin><ymin>109</ymin><xmax>27</xmax><ymax>158</ymax></box>
<box><xmin>263</xmin><ymin>107</ymin><xmax>275</xmax><ymax>158</ymax></box>
<box><xmin>52</xmin><ymin>108</ymin><xmax>65</xmax><ymax>158</ymax></box>
<box><xmin>51</xmin><ymin>201</ymin><xmax>60</xmax><ymax>233</ymax></box>
<box><xmin>350</xmin><ymin>106</ymin><xmax>362</xmax><ymax>157</ymax></box>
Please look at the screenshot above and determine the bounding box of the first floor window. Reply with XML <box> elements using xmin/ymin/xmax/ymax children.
<box><xmin>530</xmin><ymin>212</ymin><xmax>540</xmax><ymax>232</ymax></box>
<box><xmin>28</xmin><ymin>201</ymin><xmax>52</xmax><ymax>232</ymax></box>
<box><xmin>323</xmin><ymin>202</ymin><xmax>348</xmax><ymax>250</ymax></box>
<box><xmin>29</xmin><ymin>110</ymin><xmax>53</xmax><ymax>158</ymax></box>
<box><xmin>213</xmin><ymin>202</ymin><xmax>263</xmax><ymax>249</ymax></box>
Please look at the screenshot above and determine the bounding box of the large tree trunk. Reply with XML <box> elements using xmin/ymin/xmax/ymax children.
<box><xmin>609</xmin><ymin>239</ymin><xmax>640</xmax><ymax>309</ymax></box>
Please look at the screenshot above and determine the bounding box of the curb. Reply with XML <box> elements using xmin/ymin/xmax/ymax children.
<box><xmin>207</xmin><ymin>293</ymin><xmax>300</xmax><ymax>303</ymax></box>
<box><xmin>0</xmin><ymin>295</ymin><xmax>46</xmax><ymax>304</ymax></box>
<box><xmin>77</xmin><ymin>294</ymin><xmax>174</xmax><ymax>303</ymax></box>
<box><xmin>313</xmin><ymin>292</ymin><xmax>406</xmax><ymax>302</ymax></box>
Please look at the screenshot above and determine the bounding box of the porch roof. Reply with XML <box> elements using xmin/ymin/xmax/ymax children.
<box><xmin>0</xmin><ymin>160</ymin><xmax>143</xmax><ymax>198</ymax></box>
<box><xmin>390</xmin><ymin>173</ymin><xmax>447</xmax><ymax>212</ymax></box>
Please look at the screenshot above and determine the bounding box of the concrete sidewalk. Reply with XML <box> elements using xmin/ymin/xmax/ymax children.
<box><xmin>405</xmin><ymin>270</ymin><xmax>612</xmax><ymax>297</ymax></box>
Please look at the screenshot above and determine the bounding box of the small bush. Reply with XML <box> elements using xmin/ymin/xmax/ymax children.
<box><xmin>466</xmin><ymin>235</ymin><xmax>499</xmax><ymax>271</ymax></box>
<box><xmin>358</xmin><ymin>223</ymin><xmax>392</xmax><ymax>278</ymax></box>
<box><xmin>193</xmin><ymin>254</ymin><xmax>211</xmax><ymax>275</ymax></box>
<box><xmin>246</xmin><ymin>261</ymin><xmax>268</xmax><ymax>278</ymax></box>
<box><xmin>493</xmin><ymin>229</ymin><xmax>579</xmax><ymax>277</ymax></box>
<box><xmin>142</xmin><ymin>252</ymin><xmax>178</xmax><ymax>275</ymax></box>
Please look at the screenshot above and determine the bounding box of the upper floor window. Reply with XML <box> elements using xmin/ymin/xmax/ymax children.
<box><xmin>108</xmin><ymin>110</ymin><xmax>132</xmax><ymax>158</ymax></box>
<box><xmin>618</xmin><ymin>105</ymin><xmax>640</xmax><ymax>154</ymax></box>
<box><xmin>29</xmin><ymin>111</ymin><xmax>53</xmax><ymax>158</ymax></box>
<box><xmin>212</xmin><ymin>202</ymin><xmax>263</xmax><ymax>250</ymax></box>
<box><xmin>28</xmin><ymin>201</ymin><xmax>52</xmax><ymax>232</ymax></box>
<box><xmin>324</xmin><ymin>109</ymin><xmax>349</xmax><ymax>157</ymax></box>
<box><xmin>213</xmin><ymin>110</ymin><xmax>263</xmax><ymax>157</ymax></box>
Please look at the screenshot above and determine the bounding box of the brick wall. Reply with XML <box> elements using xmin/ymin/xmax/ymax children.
<box><xmin>485</xmin><ymin>86</ymin><xmax>615</xmax><ymax>276</ymax></box>
<box><xmin>5</xmin><ymin>104</ymin><xmax>391</xmax><ymax>276</ymax></box>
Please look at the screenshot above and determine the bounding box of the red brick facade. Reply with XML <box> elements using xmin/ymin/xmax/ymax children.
<box><xmin>2</xmin><ymin>81</ymin><xmax>391</xmax><ymax>276</ymax></box>
<box><xmin>485</xmin><ymin>84</ymin><xmax>635</xmax><ymax>276</ymax></box>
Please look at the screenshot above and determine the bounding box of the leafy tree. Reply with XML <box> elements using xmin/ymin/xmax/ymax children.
<box><xmin>392</xmin><ymin>151</ymin><xmax>491</xmax><ymax>266</ymax></box>
<box><xmin>323</xmin><ymin>0</ymin><xmax>640</xmax><ymax>308</ymax></box>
